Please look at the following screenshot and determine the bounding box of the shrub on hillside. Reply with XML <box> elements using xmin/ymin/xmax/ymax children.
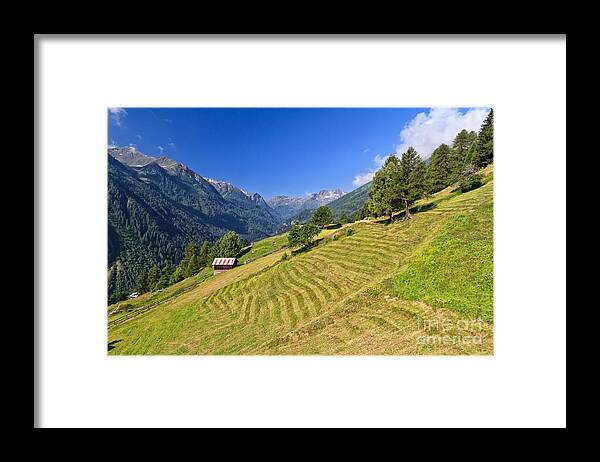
<box><xmin>288</xmin><ymin>223</ymin><xmax>320</xmax><ymax>249</ymax></box>
<box><xmin>458</xmin><ymin>172</ymin><xmax>483</xmax><ymax>193</ymax></box>
<box><xmin>169</xmin><ymin>267</ymin><xmax>185</xmax><ymax>285</ymax></box>
<box><xmin>311</xmin><ymin>206</ymin><xmax>333</xmax><ymax>228</ymax></box>
<box><xmin>108</xmin><ymin>291</ymin><xmax>128</xmax><ymax>305</ymax></box>
<box><xmin>454</xmin><ymin>164</ymin><xmax>483</xmax><ymax>193</ymax></box>
<box><xmin>346</xmin><ymin>228</ymin><xmax>355</xmax><ymax>237</ymax></box>
<box><xmin>212</xmin><ymin>231</ymin><xmax>242</xmax><ymax>259</ymax></box>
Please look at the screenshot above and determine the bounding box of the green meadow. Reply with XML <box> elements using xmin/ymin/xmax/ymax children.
<box><xmin>108</xmin><ymin>167</ymin><xmax>493</xmax><ymax>355</ymax></box>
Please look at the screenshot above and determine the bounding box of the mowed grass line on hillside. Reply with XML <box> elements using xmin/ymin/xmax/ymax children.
<box><xmin>108</xmin><ymin>169</ymin><xmax>493</xmax><ymax>355</ymax></box>
<box><xmin>106</xmin><ymin>228</ymin><xmax>339</xmax><ymax>340</ymax></box>
<box><xmin>106</xmin><ymin>247</ymin><xmax>288</xmax><ymax>348</ymax></box>
<box><xmin>270</xmin><ymin>287</ymin><xmax>493</xmax><ymax>355</ymax></box>
<box><xmin>107</xmin><ymin>267</ymin><xmax>213</xmax><ymax>325</ymax></box>
<box><xmin>271</xmin><ymin>180</ymin><xmax>494</xmax><ymax>354</ymax></box>
<box><xmin>109</xmin><ymin>219</ymin><xmax>436</xmax><ymax>354</ymax></box>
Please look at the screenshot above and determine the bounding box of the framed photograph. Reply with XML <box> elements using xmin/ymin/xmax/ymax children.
<box><xmin>106</xmin><ymin>107</ymin><xmax>494</xmax><ymax>356</ymax></box>
<box><xmin>35</xmin><ymin>35</ymin><xmax>566</xmax><ymax>428</ymax></box>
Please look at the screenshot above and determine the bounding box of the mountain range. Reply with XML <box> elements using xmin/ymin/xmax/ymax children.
<box><xmin>107</xmin><ymin>147</ymin><xmax>356</xmax><ymax>299</ymax></box>
<box><xmin>204</xmin><ymin>177</ymin><xmax>275</xmax><ymax>215</ymax></box>
<box><xmin>266</xmin><ymin>189</ymin><xmax>346</xmax><ymax>221</ymax></box>
<box><xmin>286</xmin><ymin>182</ymin><xmax>371</xmax><ymax>224</ymax></box>
<box><xmin>316</xmin><ymin>181</ymin><xmax>371</xmax><ymax>220</ymax></box>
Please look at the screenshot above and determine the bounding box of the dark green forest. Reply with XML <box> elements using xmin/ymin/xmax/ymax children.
<box><xmin>107</xmin><ymin>155</ymin><xmax>280</xmax><ymax>302</ymax></box>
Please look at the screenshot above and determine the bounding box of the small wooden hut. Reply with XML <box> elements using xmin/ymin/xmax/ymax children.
<box><xmin>212</xmin><ymin>257</ymin><xmax>237</xmax><ymax>275</ymax></box>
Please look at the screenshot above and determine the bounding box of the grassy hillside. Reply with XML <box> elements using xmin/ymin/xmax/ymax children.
<box><xmin>392</xmin><ymin>188</ymin><xmax>493</xmax><ymax>322</ymax></box>
<box><xmin>108</xmin><ymin>167</ymin><xmax>493</xmax><ymax>355</ymax></box>
<box><xmin>237</xmin><ymin>232</ymin><xmax>289</xmax><ymax>263</ymax></box>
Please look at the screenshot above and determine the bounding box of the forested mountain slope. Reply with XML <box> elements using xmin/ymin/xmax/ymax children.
<box><xmin>107</xmin><ymin>150</ymin><xmax>282</xmax><ymax>299</ymax></box>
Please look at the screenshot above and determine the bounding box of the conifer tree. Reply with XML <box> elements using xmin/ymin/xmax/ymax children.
<box><xmin>397</xmin><ymin>147</ymin><xmax>427</xmax><ymax>219</ymax></box>
<box><xmin>154</xmin><ymin>264</ymin><xmax>172</xmax><ymax>290</ymax></box>
<box><xmin>475</xmin><ymin>109</ymin><xmax>494</xmax><ymax>167</ymax></box>
<box><xmin>186</xmin><ymin>254</ymin><xmax>201</xmax><ymax>277</ymax></box>
<box><xmin>311</xmin><ymin>206</ymin><xmax>333</xmax><ymax>228</ymax></box>
<box><xmin>367</xmin><ymin>155</ymin><xmax>402</xmax><ymax>221</ymax></box>
<box><xmin>463</xmin><ymin>142</ymin><xmax>478</xmax><ymax>167</ymax></box>
<box><xmin>198</xmin><ymin>241</ymin><xmax>211</xmax><ymax>268</ymax></box>
<box><xmin>134</xmin><ymin>269</ymin><xmax>149</xmax><ymax>294</ymax></box>
<box><xmin>360</xmin><ymin>201</ymin><xmax>370</xmax><ymax>220</ymax></box>
<box><xmin>467</xmin><ymin>130</ymin><xmax>478</xmax><ymax>146</ymax></box>
<box><xmin>426</xmin><ymin>144</ymin><xmax>453</xmax><ymax>193</ymax></box>
<box><xmin>288</xmin><ymin>223</ymin><xmax>319</xmax><ymax>249</ymax></box>
<box><xmin>213</xmin><ymin>231</ymin><xmax>242</xmax><ymax>258</ymax></box>
<box><xmin>452</xmin><ymin>129</ymin><xmax>477</xmax><ymax>159</ymax></box>
<box><xmin>367</xmin><ymin>148</ymin><xmax>426</xmax><ymax>221</ymax></box>
<box><xmin>146</xmin><ymin>264</ymin><xmax>161</xmax><ymax>290</ymax></box>
<box><xmin>169</xmin><ymin>267</ymin><xmax>184</xmax><ymax>285</ymax></box>
<box><xmin>176</xmin><ymin>242</ymin><xmax>198</xmax><ymax>277</ymax></box>
<box><xmin>287</xmin><ymin>224</ymin><xmax>302</xmax><ymax>248</ymax></box>
<box><xmin>450</xmin><ymin>129</ymin><xmax>479</xmax><ymax>178</ymax></box>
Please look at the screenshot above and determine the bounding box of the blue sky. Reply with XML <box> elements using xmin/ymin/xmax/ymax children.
<box><xmin>108</xmin><ymin>107</ymin><xmax>490</xmax><ymax>199</ymax></box>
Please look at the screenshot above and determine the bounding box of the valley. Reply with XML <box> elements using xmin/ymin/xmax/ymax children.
<box><xmin>107</xmin><ymin>166</ymin><xmax>493</xmax><ymax>355</ymax></box>
<box><xmin>107</xmin><ymin>147</ymin><xmax>346</xmax><ymax>301</ymax></box>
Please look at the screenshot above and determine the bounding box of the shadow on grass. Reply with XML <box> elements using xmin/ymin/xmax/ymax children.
<box><xmin>413</xmin><ymin>202</ymin><xmax>437</xmax><ymax>213</ymax></box>
<box><xmin>107</xmin><ymin>339</ymin><xmax>123</xmax><ymax>352</ymax></box>
<box><xmin>291</xmin><ymin>240</ymin><xmax>321</xmax><ymax>256</ymax></box>
<box><xmin>371</xmin><ymin>202</ymin><xmax>439</xmax><ymax>225</ymax></box>
<box><xmin>237</xmin><ymin>246</ymin><xmax>252</xmax><ymax>259</ymax></box>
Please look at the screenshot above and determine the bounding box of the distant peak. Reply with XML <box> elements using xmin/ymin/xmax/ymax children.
<box><xmin>205</xmin><ymin>177</ymin><xmax>253</xmax><ymax>197</ymax></box>
<box><xmin>307</xmin><ymin>189</ymin><xmax>346</xmax><ymax>201</ymax></box>
<box><xmin>203</xmin><ymin>177</ymin><xmax>269</xmax><ymax>205</ymax></box>
<box><xmin>266</xmin><ymin>189</ymin><xmax>346</xmax><ymax>218</ymax></box>
<box><xmin>108</xmin><ymin>146</ymin><xmax>156</xmax><ymax>167</ymax></box>
<box><xmin>154</xmin><ymin>156</ymin><xmax>185</xmax><ymax>170</ymax></box>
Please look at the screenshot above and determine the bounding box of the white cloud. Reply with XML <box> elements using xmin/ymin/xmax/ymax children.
<box><xmin>109</xmin><ymin>107</ymin><xmax>127</xmax><ymax>127</ymax></box>
<box><xmin>157</xmin><ymin>145</ymin><xmax>165</xmax><ymax>155</ymax></box>
<box><xmin>395</xmin><ymin>107</ymin><xmax>489</xmax><ymax>160</ymax></box>
<box><xmin>352</xmin><ymin>153</ymin><xmax>390</xmax><ymax>186</ymax></box>
<box><xmin>374</xmin><ymin>154</ymin><xmax>388</xmax><ymax>168</ymax></box>
<box><xmin>168</xmin><ymin>142</ymin><xmax>176</xmax><ymax>149</ymax></box>
<box><xmin>353</xmin><ymin>171</ymin><xmax>375</xmax><ymax>187</ymax></box>
<box><xmin>136</xmin><ymin>134</ymin><xmax>142</xmax><ymax>140</ymax></box>
<box><xmin>352</xmin><ymin>107</ymin><xmax>490</xmax><ymax>187</ymax></box>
